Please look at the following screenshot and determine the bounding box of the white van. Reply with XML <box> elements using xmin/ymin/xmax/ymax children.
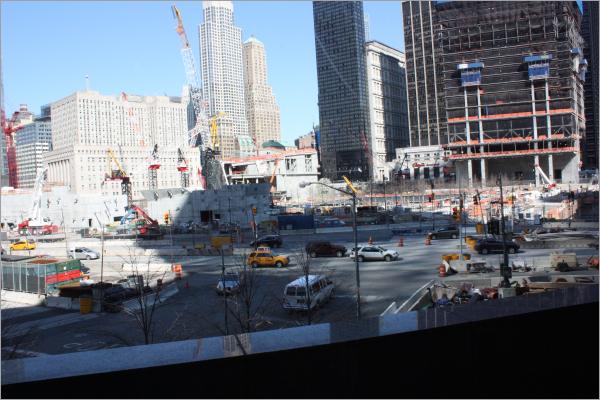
<box><xmin>283</xmin><ymin>274</ymin><xmax>334</xmax><ymax>311</ymax></box>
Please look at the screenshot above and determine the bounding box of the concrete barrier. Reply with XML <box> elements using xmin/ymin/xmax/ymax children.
<box><xmin>0</xmin><ymin>290</ymin><xmax>46</xmax><ymax>306</ymax></box>
<box><xmin>45</xmin><ymin>296</ymin><xmax>77</xmax><ymax>310</ymax></box>
<box><xmin>144</xmin><ymin>248</ymin><xmax>188</xmax><ymax>256</ymax></box>
<box><xmin>122</xmin><ymin>263</ymin><xmax>173</xmax><ymax>274</ymax></box>
<box><xmin>121</xmin><ymin>283</ymin><xmax>179</xmax><ymax>312</ymax></box>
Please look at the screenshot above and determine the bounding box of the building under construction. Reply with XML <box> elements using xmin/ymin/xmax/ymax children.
<box><xmin>403</xmin><ymin>1</ymin><xmax>587</xmax><ymax>187</ymax></box>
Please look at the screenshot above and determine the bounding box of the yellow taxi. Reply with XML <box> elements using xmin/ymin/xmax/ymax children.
<box><xmin>247</xmin><ymin>250</ymin><xmax>289</xmax><ymax>268</ymax></box>
<box><xmin>10</xmin><ymin>240</ymin><xmax>37</xmax><ymax>251</ymax></box>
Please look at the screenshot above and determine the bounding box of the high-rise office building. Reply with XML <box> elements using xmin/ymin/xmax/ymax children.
<box><xmin>313</xmin><ymin>1</ymin><xmax>371</xmax><ymax>181</ymax></box>
<box><xmin>582</xmin><ymin>1</ymin><xmax>599</xmax><ymax>170</ymax></box>
<box><xmin>44</xmin><ymin>90</ymin><xmax>200</xmax><ymax>198</ymax></box>
<box><xmin>242</xmin><ymin>36</ymin><xmax>281</xmax><ymax>149</ymax></box>
<box><xmin>404</xmin><ymin>1</ymin><xmax>585</xmax><ymax>186</ymax></box>
<box><xmin>365</xmin><ymin>41</ymin><xmax>409</xmax><ymax>181</ymax></box>
<box><xmin>402</xmin><ymin>1</ymin><xmax>446</xmax><ymax>149</ymax></box>
<box><xmin>199</xmin><ymin>0</ymin><xmax>254</xmax><ymax>158</ymax></box>
<box><xmin>15</xmin><ymin>106</ymin><xmax>52</xmax><ymax>188</ymax></box>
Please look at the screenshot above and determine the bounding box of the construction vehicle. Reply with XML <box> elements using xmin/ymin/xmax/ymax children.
<box><xmin>17</xmin><ymin>165</ymin><xmax>59</xmax><ymax>235</ymax></box>
<box><xmin>125</xmin><ymin>205</ymin><xmax>162</xmax><ymax>239</ymax></box>
<box><xmin>177</xmin><ymin>148</ymin><xmax>189</xmax><ymax>188</ymax></box>
<box><xmin>535</xmin><ymin>164</ymin><xmax>557</xmax><ymax>190</ymax></box>
<box><xmin>105</xmin><ymin>148</ymin><xmax>132</xmax><ymax>207</ymax></box>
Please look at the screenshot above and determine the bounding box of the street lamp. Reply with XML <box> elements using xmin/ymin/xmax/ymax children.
<box><xmin>300</xmin><ymin>178</ymin><xmax>361</xmax><ymax>319</ymax></box>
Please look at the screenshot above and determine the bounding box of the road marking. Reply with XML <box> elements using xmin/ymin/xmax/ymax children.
<box><xmin>1</xmin><ymin>347</ymin><xmax>49</xmax><ymax>357</ymax></box>
<box><xmin>3</xmin><ymin>313</ymin><xmax>99</xmax><ymax>339</ymax></box>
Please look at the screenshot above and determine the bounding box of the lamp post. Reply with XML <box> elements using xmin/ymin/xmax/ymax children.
<box><xmin>300</xmin><ymin>179</ymin><xmax>361</xmax><ymax>319</ymax></box>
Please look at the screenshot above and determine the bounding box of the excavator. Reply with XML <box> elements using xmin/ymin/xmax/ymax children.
<box><xmin>120</xmin><ymin>204</ymin><xmax>162</xmax><ymax>239</ymax></box>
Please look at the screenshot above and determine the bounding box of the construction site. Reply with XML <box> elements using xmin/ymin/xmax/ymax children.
<box><xmin>0</xmin><ymin>3</ymin><xmax>598</xmax><ymax>387</ymax></box>
<box><xmin>437</xmin><ymin>1</ymin><xmax>587</xmax><ymax>187</ymax></box>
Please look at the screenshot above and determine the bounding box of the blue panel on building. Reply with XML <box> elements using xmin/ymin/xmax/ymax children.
<box><xmin>277</xmin><ymin>215</ymin><xmax>315</xmax><ymax>230</ymax></box>
<box><xmin>460</xmin><ymin>71</ymin><xmax>481</xmax><ymax>86</ymax></box>
<box><xmin>528</xmin><ymin>65</ymin><xmax>550</xmax><ymax>80</ymax></box>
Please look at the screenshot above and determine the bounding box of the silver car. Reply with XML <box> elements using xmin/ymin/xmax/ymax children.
<box><xmin>350</xmin><ymin>246</ymin><xmax>399</xmax><ymax>262</ymax></box>
<box><xmin>69</xmin><ymin>247</ymin><xmax>100</xmax><ymax>260</ymax></box>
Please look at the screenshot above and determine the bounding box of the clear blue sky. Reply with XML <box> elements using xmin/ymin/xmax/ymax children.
<box><xmin>1</xmin><ymin>1</ymin><xmax>403</xmax><ymax>144</ymax></box>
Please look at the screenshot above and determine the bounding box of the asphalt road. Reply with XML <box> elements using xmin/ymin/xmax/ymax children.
<box><xmin>2</xmin><ymin>232</ymin><xmax>598</xmax><ymax>359</ymax></box>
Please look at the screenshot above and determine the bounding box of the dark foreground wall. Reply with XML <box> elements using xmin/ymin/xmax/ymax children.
<box><xmin>3</xmin><ymin>301</ymin><xmax>598</xmax><ymax>399</ymax></box>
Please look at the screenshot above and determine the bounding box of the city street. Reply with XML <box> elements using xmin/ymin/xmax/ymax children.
<box><xmin>2</xmin><ymin>230</ymin><xmax>597</xmax><ymax>359</ymax></box>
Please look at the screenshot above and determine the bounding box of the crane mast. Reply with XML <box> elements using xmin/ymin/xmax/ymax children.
<box><xmin>172</xmin><ymin>5</ymin><xmax>212</xmax><ymax>188</ymax></box>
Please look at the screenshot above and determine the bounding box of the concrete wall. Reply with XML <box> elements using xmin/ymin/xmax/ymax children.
<box><xmin>0</xmin><ymin>186</ymin><xmax>128</xmax><ymax>229</ymax></box>
<box><xmin>142</xmin><ymin>184</ymin><xmax>274</xmax><ymax>226</ymax></box>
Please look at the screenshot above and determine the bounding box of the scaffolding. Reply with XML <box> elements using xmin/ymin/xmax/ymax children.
<box><xmin>435</xmin><ymin>1</ymin><xmax>586</xmax><ymax>186</ymax></box>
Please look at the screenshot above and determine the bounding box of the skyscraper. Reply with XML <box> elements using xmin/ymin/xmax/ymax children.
<box><xmin>313</xmin><ymin>1</ymin><xmax>371</xmax><ymax>181</ymax></box>
<box><xmin>15</xmin><ymin>106</ymin><xmax>52</xmax><ymax>188</ymax></box>
<box><xmin>582</xmin><ymin>1</ymin><xmax>599</xmax><ymax>170</ymax></box>
<box><xmin>365</xmin><ymin>41</ymin><xmax>410</xmax><ymax>181</ymax></box>
<box><xmin>402</xmin><ymin>1</ymin><xmax>446</xmax><ymax>148</ymax></box>
<box><xmin>242</xmin><ymin>36</ymin><xmax>281</xmax><ymax>148</ymax></box>
<box><xmin>199</xmin><ymin>0</ymin><xmax>254</xmax><ymax>158</ymax></box>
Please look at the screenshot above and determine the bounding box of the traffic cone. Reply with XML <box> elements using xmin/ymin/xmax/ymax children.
<box><xmin>368</xmin><ymin>237</ymin><xmax>373</xmax><ymax>245</ymax></box>
<box><xmin>398</xmin><ymin>237</ymin><xmax>404</xmax><ymax>247</ymax></box>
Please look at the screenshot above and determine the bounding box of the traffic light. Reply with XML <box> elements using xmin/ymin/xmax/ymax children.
<box><xmin>251</xmin><ymin>207</ymin><xmax>257</xmax><ymax>215</ymax></box>
<box><xmin>163</xmin><ymin>212</ymin><xmax>170</xmax><ymax>225</ymax></box>
<box><xmin>473</xmin><ymin>195</ymin><xmax>479</xmax><ymax>205</ymax></box>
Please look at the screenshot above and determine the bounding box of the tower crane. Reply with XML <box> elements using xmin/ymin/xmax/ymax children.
<box><xmin>171</xmin><ymin>4</ymin><xmax>212</xmax><ymax>188</ymax></box>
<box><xmin>2</xmin><ymin>110</ymin><xmax>23</xmax><ymax>188</ymax></box>
<box><xmin>105</xmin><ymin>148</ymin><xmax>132</xmax><ymax>207</ymax></box>
<box><xmin>148</xmin><ymin>144</ymin><xmax>161</xmax><ymax>190</ymax></box>
<box><xmin>177</xmin><ymin>147</ymin><xmax>189</xmax><ymax>188</ymax></box>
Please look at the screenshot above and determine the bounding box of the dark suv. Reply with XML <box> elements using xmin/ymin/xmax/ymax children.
<box><xmin>250</xmin><ymin>234</ymin><xmax>283</xmax><ymax>248</ymax></box>
<box><xmin>475</xmin><ymin>238</ymin><xmax>520</xmax><ymax>254</ymax></box>
<box><xmin>305</xmin><ymin>241</ymin><xmax>347</xmax><ymax>258</ymax></box>
<box><xmin>428</xmin><ymin>227</ymin><xmax>459</xmax><ymax>240</ymax></box>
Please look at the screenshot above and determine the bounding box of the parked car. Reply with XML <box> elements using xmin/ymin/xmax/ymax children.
<box><xmin>428</xmin><ymin>227</ymin><xmax>459</xmax><ymax>240</ymax></box>
<box><xmin>216</xmin><ymin>271</ymin><xmax>245</xmax><ymax>295</ymax></box>
<box><xmin>246</xmin><ymin>251</ymin><xmax>289</xmax><ymax>268</ymax></box>
<box><xmin>282</xmin><ymin>274</ymin><xmax>334</xmax><ymax>311</ymax></box>
<box><xmin>474</xmin><ymin>238</ymin><xmax>520</xmax><ymax>255</ymax></box>
<box><xmin>10</xmin><ymin>240</ymin><xmax>36</xmax><ymax>251</ymax></box>
<box><xmin>349</xmin><ymin>246</ymin><xmax>399</xmax><ymax>262</ymax></box>
<box><xmin>305</xmin><ymin>241</ymin><xmax>347</xmax><ymax>258</ymax></box>
<box><xmin>69</xmin><ymin>247</ymin><xmax>100</xmax><ymax>260</ymax></box>
<box><xmin>250</xmin><ymin>234</ymin><xmax>282</xmax><ymax>248</ymax></box>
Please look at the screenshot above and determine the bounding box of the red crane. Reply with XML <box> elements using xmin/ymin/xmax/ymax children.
<box><xmin>1</xmin><ymin>110</ymin><xmax>23</xmax><ymax>188</ymax></box>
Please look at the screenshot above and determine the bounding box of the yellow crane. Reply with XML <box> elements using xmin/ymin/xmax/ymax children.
<box><xmin>209</xmin><ymin>112</ymin><xmax>227</xmax><ymax>153</ymax></box>
<box><xmin>106</xmin><ymin>148</ymin><xmax>132</xmax><ymax>206</ymax></box>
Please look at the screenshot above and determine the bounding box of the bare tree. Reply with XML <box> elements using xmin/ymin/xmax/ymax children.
<box><xmin>226</xmin><ymin>253</ymin><xmax>269</xmax><ymax>334</ymax></box>
<box><xmin>115</xmin><ymin>247</ymin><xmax>168</xmax><ymax>345</ymax></box>
<box><xmin>295</xmin><ymin>249</ymin><xmax>313</xmax><ymax>325</ymax></box>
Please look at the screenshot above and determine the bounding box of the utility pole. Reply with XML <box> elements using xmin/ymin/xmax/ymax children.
<box><xmin>497</xmin><ymin>176</ymin><xmax>511</xmax><ymax>287</ymax></box>
<box><xmin>429</xmin><ymin>179</ymin><xmax>435</xmax><ymax>231</ymax></box>
<box><xmin>351</xmin><ymin>191</ymin><xmax>360</xmax><ymax>319</ymax></box>
<box><xmin>221</xmin><ymin>247</ymin><xmax>228</xmax><ymax>335</ymax></box>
